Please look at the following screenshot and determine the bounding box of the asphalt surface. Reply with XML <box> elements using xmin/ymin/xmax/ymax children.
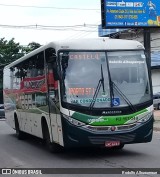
<box><xmin>0</xmin><ymin>120</ymin><xmax>160</xmax><ymax>177</ymax></box>
<box><xmin>153</xmin><ymin>110</ymin><xmax>160</xmax><ymax>131</ymax></box>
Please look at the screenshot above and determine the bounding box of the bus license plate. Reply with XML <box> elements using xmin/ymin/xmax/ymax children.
<box><xmin>105</xmin><ymin>141</ymin><xmax>120</xmax><ymax>147</ymax></box>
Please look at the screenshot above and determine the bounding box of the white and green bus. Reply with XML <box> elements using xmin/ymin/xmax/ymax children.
<box><xmin>3</xmin><ymin>38</ymin><xmax>154</xmax><ymax>152</ymax></box>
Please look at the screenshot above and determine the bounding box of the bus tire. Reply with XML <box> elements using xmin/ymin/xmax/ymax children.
<box><xmin>14</xmin><ymin>117</ymin><xmax>26</xmax><ymax>140</ymax></box>
<box><xmin>42</xmin><ymin>121</ymin><xmax>63</xmax><ymax>153</ymax></box>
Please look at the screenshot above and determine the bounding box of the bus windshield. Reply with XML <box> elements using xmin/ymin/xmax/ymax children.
<box><xmin>59</xmin><ymin>50</ymin><xmax>151</xmax><ymax>108</ymax></box>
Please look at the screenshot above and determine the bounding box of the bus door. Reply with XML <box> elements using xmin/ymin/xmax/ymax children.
<box><xmin>45</xmin><ymin>49</ymin><xmax>60</xmax><ymax>144</ymax></box>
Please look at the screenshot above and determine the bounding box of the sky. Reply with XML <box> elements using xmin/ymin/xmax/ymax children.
<box><xmin>0</xmin><ymin>0</ymin><xmax>101</xmax><ymax>45</ymax></box>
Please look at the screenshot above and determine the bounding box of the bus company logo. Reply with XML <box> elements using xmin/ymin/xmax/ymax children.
<box><xmin>110</xmin><ymin>126</ymin><xmax>116</xmax><ymax>131</ymax></box>
<box><xmin>102</xmin><ymin>110</ymin><xmax>122</xmax><ymax>115</ymax></box>
<box><xmin>106</xmin><ymin>2</ymin><xmax>116</xmax><ymax>7</ymax></box>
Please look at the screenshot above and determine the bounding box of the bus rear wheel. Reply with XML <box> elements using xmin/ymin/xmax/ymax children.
<box><xmin>43</xmin><ymin>123</ymin><xmax>63</xmax><ymax>153</ymax></box>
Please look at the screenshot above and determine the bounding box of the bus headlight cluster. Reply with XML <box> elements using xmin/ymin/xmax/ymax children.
<box><xmin>62</xmin><ymin>114</ymin><xmax>86</xmax><ymax>127</ymax></box>
<box><xmin>137</xmin><ymin>112</ymin><xmax>153</xmax><ymax>123</ymax></box>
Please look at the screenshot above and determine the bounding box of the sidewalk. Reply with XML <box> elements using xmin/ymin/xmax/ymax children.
<box><xmin>154</xmin><ymin>110</ymin><xmax>160</xmax><ymax>131</ymax></box>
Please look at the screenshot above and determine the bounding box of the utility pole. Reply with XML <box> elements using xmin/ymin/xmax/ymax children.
<box><xmin>143</xmin><ymin>28</ymin><xmax>151</xmax><ymax>68</ymax></box>
<box><xmin>143</xmin><ymin>28</ymin><xmax>153</xmax><ymax>94</ymax></box>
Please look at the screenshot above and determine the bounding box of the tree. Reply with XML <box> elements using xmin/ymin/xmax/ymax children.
<box><xmin>28</xmin><ymin>42</ymin><xmax>41</xmax><ymax>50</ymax></box>
<box><xmin>0</xmin><ymin>38</ymin><xmax>24</xmax><ymax>66</ymax></box>
<box><xmin>0</xmin><ymin>38</ymin><xmax>41</xmax><ymax>66</ymax></box>
<box><xmin>23</xmin><ymin>42</ymin><xmax>41</xmax><ymax>54</ymax></box>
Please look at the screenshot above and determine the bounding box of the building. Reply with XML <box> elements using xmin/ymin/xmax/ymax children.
<box><xmin>99</xmin><ymin>27</ymin><xmax>160</xmax><ymax>94</ymax></box>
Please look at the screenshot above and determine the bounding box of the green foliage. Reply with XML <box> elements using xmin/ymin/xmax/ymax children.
<box><xmin>0</xmin><ymin>38</ymin><xmax>24</xmax><ymax>66</ymax></box>
<box><xmin>22</xmin><ymin>42</ymin><xmax>41</xmax><ymax>54</ymax></box>
<box><xmin>0</xmin><ymin>38</ymin><xmax>41</xmax><ymax>67</ymax></box>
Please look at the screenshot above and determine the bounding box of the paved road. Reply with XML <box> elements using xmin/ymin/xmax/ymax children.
<box><xmin>0</xmin><ymin>120</ymin><xmax>160</xmax><ymax>177</ymax></box>
<box><xmin>153</xmin><ymin>110</ymin><xmax>160</xmax><ymax>131</ymax></box>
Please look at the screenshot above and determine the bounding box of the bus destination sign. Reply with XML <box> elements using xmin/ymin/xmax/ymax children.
<box><xmin>101</xmin><ymin>0</ymin><xmax>160</xmax><ymax>28</ymax></box>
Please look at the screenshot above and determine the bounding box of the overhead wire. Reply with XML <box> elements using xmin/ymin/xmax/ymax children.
<box><xmin>0</xmin><ymin>24</ymin><xmax>98</xmax><ymax>32</ymax></box>
<box><xmin>66</xmin><ymin>30</ymin><xmax>88</xmax><ymax>39</ymax></box>
<box><xmin>0</xmin><ymin>3</ymin><xmax>100</xmax><ymax>39</ymax></box>
<box><xmin>70</xmin><ymin>21</ymin><xmax>101</xmax><ymax>39</ymax></box>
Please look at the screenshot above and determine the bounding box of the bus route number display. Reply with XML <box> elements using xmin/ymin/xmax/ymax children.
<box><xmin>68</xmin><ymin>87</ymin><xmax>95</xmax><ymax>95</ymax></box>
<box><xmin>69</xmin><ymin>53</ymin><xmax>100</xmax><ymax>60</ymax></box>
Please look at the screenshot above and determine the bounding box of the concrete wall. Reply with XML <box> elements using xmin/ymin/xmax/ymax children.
<box><xmin>152</xmin><ymin>69</ymin><xmax>160</xmax><ymax>94</ymax></box>
<box><xmin>119</xmin><ymin>29</ymin><xmax>160</xmax><ymax>94</ymax></box>
<box><xmin>119</xmin><ymin>28</ymin><xmax>160</xmax><ymax>52</ymax></box>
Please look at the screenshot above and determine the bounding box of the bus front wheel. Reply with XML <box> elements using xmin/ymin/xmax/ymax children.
<box><xmin>43</xmin><ymin>122</ymin><xmax>63</xmax><ymax>153</ymax></box>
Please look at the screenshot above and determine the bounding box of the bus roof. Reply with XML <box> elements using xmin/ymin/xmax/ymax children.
<box><xmin>4</xmin><ymin>37</ymin><xmax>144</xmax><ymax>69</ymax></box>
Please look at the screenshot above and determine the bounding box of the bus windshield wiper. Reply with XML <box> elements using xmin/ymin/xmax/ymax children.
<box><xmin>89</xmin><ymin>64</ymin><xmax>106</xmax><ymax>110</ymax></box>
<box><xmin>101</xmin><ymin>64</ymin><xmax>105</xmax><ymax>94</ymax></box>
<box><xmin>106</xmin><ymin>55</ymin><xmax>115</xmax><ymax>107</ymax></box>
<box><xmin>112</xmin><ymin>81</ymin><xmax>137</xmax><ymax>112</ymax></box>
<box><xmin>105</xmin><ymin>53</ymin><xmax>135</xmax><ymax>111</ymax></box>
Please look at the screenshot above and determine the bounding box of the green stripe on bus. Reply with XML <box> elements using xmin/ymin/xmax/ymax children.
<box><xmin>72</xmin><ymin>109</ymin><xmax>147</xmax><ymax>126</ymax></box>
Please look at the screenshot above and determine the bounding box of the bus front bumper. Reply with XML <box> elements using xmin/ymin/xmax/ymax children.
<box><xmin>62</xmin><ymin>116</ymin><xmax>154</xmax><ymax>148</ymax></box>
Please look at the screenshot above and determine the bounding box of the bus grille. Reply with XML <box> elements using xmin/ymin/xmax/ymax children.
<box><xmin>88</xmin><ymin>134</ymin><xmax>136</xmax><ymax>144</ymax></box>
<box><xmin>85</xmin><ymin>123</ymin><xmax>137</xmax><ymax>132</ymax></box>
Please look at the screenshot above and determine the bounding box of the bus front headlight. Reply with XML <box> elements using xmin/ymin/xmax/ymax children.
<box><xmin>137</xmin><ymin>112</ymin><xmax>153</xmax><ymax>123</ymax></box>
<box><xmin>62</xmin><ymin>114</ymin><xmax>86</xmax><ymax>127</ymax></box>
